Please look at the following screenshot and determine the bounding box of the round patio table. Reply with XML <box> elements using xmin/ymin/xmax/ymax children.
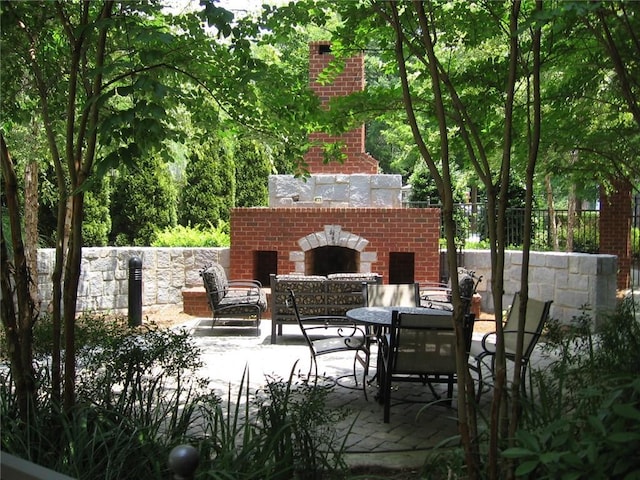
<box><xmin>346</xmin><ymin>305</ymin><xmax>451</xmax><ymax>327</ymax></box>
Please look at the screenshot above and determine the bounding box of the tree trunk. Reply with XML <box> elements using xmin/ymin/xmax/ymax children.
<box><xmin>567</xmin><ymin>184</ymin><xmax>576</xmax><ymax>252</ymax></box>
<box><xmin>25</xmin><ymin>152</ymin><xmax>39</xmax><ymax>313</ymax></box>
<box><xmin>545</xmin><ymin>174</ymin><xmax>559</xmax><ymax>251</ymax></box>
<box><xmin>0</xmin><ymin>134</ymin><xmax>38</xmax><ymax>421</ymax></box>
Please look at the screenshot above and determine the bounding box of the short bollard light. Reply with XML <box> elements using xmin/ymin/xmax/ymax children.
<box><xmin>128</xmin><ymin>256</ymin><xmax>143</xmax><ymax>327</ymax></box>
<box><xmin>168</xmin><ymin>444</ymin><xmax>199</xmax><ymax>479</ymax></box>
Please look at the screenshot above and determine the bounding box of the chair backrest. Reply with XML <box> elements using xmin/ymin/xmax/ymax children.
<box><xmin>458</xmin><ymin>273</ymin><xmax>475</xmax><ymax>313</ymax></box>
<box><xmin>364</xmin><ymin>283</ymin><xmax>420</xmax><ymax>307</ymax></box>
<box><xmin>390</xmin><ymin>311</ymin><xmax>456</xmax><ymax>375</ymax></box>
<box><xmin>201</xmin><ymin>263</ymin><xmax>229</xmax><ymax>307</ymax></box>
<box><xmin>286</xmin><ymin>289</ymin><xmax>315</xmax><ymax>349</ymax></box>
<box><xmin>503</xmin><ymin>292</ymin><xmax>553</xmax><ymax>359</ymax></box>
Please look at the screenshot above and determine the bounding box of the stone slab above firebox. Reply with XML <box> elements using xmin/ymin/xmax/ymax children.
<box><xmin>268</xmin><ymin>174</ymin><xmax>402</xmax><ymax>208</ymax></box>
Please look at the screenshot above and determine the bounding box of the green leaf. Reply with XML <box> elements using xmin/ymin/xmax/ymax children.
<box><xmin>501</xmin><ymin>447</ymin><xmax>535</xmax><ymax>459</ymax></box>
<box><xmin>561</xmin><ymin>473</ymin><xmax>583</xmax><ymax>480</ymax></box>
<box><xmin>587</xmin><ymin>415</ymin><xmax>607</xmax><ymax>436</ymax></box>
<box><xmin>608</xmin><ymin>432</ymin><xmax>640</xmax><ymax>443</ymax></box>
<box><xmin>540</xmin><ymin>452</ymin><xmax>563</xmax><ymax>464</ymax></box>
<box><xmin>612</xmin><ymin>403</ymin><xmax>640</xmax><ymax>421</ymax></box>
<box><xmin>515</xmin><ymin>460</ymin><xmax>540</xmax><ymax>476</ymax></box>
<box><xmin>516</xmin><ymin>429</ymin><xmax>542</xmax><ymax>451</ymax></box>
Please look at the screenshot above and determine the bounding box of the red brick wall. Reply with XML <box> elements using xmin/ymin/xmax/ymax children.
<box><xmin>230</xmin><ymin>207</ymin><xmax>441</xmax><ymax>284</ymax></box>
<box><xmin>305</xmin><ymin>41</ymin><xmax>377</xmax><ymax>174</ymax></box>
<box><xmin>183</xmin><ymin>287</ymin><xmax>211</xmax><ymax>316</ymax></box>
<box><xmin>600</xmin><ymin>180</ymin><xmax>632</xmax><ymax>289</ymax></box>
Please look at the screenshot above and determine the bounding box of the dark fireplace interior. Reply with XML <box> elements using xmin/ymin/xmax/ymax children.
<box><xmin>307</xmin><ymin>246</ymin><xmax>358</xmax><ymax>276</ymax></box>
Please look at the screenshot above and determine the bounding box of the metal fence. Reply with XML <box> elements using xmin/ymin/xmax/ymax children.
<box><xmin>408</xmin><ymin>201</ymin><xmax>640</xmax><ymax>288</ymax></box>
<box><xmin>406</xmin><ymin>202</ymin><xmax>602</xmax><ymax>253</ymax></box>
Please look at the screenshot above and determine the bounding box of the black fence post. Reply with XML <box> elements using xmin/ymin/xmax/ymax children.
<box><xmin>128</xmin><ymin>256</ymin><xmax>142</xmax><ymax>327</ymax></box>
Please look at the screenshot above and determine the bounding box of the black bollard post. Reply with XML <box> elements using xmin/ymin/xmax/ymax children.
<box><xmin>168</xmin><ymin>444</ymin><xmax>199</xmax><ymax>479</ymax></box>
<box><xmin>128</xmin><ymin>256</ymin><xmax>142</xmax><ymax>327</ymax></box>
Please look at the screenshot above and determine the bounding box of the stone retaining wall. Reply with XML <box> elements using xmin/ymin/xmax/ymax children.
<box><xmin>462</xmin><ymin>250</ymin><xmax>618</xmax><ymax>326</ymax></box>
<box><xmin>36</xmin><ymin>247</ymin><xmax>228</xmax><ymax>314</ymax></box>
<box><xmin>36</xmin><ymin>247</ymin><xmax>618</xmax><ymax>325</ymax></box>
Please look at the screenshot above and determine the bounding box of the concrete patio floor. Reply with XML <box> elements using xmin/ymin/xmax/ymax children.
<box><xmin>173</xmin><ymin>316</ymin><xmax>495</xmax><ymax>474</ymax></box>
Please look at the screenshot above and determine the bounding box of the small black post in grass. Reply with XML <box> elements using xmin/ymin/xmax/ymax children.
<box><xmin>169</xmin><ymin>444</ymin><xmax>199</xmax><ymax>479</ymax></box>
<box><xmin>128</xmin><ymin>256</ymin><xmax>142</xmax><ymax>327</ymax></box>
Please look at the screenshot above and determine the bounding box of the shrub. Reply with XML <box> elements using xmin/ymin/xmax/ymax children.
<box><xmin>83</xmin><ymin>175</ymin><xmax>111</xmax><ymax>247</ymax></box>
<box><xmin>1</xmin><ymin>314</ymin><xmax>212</xmax><ymax>479</ymax></box>
<box><xmin>504</xmin><ymin>297</ymin><xmax>640</xmax><ymax>478</ymax></box>
<box><xmin>1</xmin><ymin>313</ymin><xmax>350</xmax><ymax>479</ymax></box>
<box><xmin>235</xmin><ymin>136</ymin><xmax>270</xmax><ymax>208</ymax></box>
<box><xmin>178</xmin><ymin>142</ymin><xmax>235</xmax><ymax>228</ymax></box>
<box><xmin>201</xmin><ymin>367</ymin><xmax>351</xmax><ymax>479</ymax></box>
<box><xmin>110</xmin><ymin>153</ymin><xmax>177</xmax><ymax>246</ymax></box>
<box><xmin>151</xmin><ymin>222</ymin><xmax>230</xmax><ymax>247</ymax></box>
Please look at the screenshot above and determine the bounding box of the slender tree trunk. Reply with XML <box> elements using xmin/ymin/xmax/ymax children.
<box><xmin>593</xmin><ymin>5</ymin><xmax>640</xmax><ymax>127</ymax></box>
<box><xmin>566</xmin><ymin>150</ymin><xmax>578</xmax><ymax>253</ymax></box>
<box><xmin>486</xmin><ymin>2</ymin><xmax>522</xmax><ymax>478</ymax></box>
<box><xmin>545</xmin><ymin>174</ymin><xmax>559</xmax><ymax>250</ymax></box>
<box><xmin>0</xmin><ymin>134</ymin><xmax>38</xmax><ymax>421</ymax></box>
<box><xmin>380</xmin><ymin>2</ymin><xmax>481</xmax><ymax>475</ymax></box>
<box><xmin>567</xmin><ymin>183</ymin><xmax>576</xmax><ymax>252</ymax></box>
<box><xmin>24</xmin><ymin>137</ymin><xmax>40</xmax><ymax>313</ymax></box>
<box><xmin>507</xmin><ymin>3</ymin><xmax>542</xmax><ymax>478</ymax></box>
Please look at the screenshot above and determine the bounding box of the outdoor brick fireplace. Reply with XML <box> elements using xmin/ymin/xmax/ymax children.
<box><xmin>229</xmin><ymin>41</ymin><xmax>441</xmax><ymax>286</ymax></box>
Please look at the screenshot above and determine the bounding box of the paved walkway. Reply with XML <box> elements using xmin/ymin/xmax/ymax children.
<box><xmin>175</xmin><ymin>316</ymin><xmax>493</xmax><ymax>471</ymax></box>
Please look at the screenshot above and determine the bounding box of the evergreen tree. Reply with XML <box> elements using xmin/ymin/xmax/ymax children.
<box><xmin>110</xmin><ymin>153</ymin><xmax>177</xmax><ymax>246</ymax></box>
<box><xmin>235</xmin><ymin>136</ymin><xmax>270</xmax><ymax>207</ymax></box>
<box><xmin>83</xmin><ymin>176</ymin><xmax>111</xmax><ymax>246</ymax></box>
<box><xmin>178</xmin><ymin>141</ymin><xmax>235</xmax><ymax>227</ymax></box>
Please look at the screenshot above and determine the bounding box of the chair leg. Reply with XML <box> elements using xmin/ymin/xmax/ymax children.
<box><xmin>383</xmin><ymin>375</ymin><xmax>392</xmax><ymax>423</ymax></box>
<box><xmin>356</xmin><ymin>351</ymin><xmax>369</xmax><ymax>401</ymax></box>
<box><xmin>520</xmin><ymin>361</ymin><xmax>529</xmax><ymax>398</ymax></box>
<box><xmin>382</xmin><ymin>360</ymin><xmax>391</xmax><ymax>422</ymax></box>
<box><xmin>474</xmin><ymin>359</ymin><xmax>484</xmax><ymax>403</ymax></box>
<box><xmin>307</xmin><ymin>353</ymin><xmax>317</xmax><ymax>386</ymax></box>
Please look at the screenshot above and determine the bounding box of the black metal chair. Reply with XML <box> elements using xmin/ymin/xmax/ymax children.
<box><xmin>468</xmin><ymin>292</ymin><xmax>552</xmax><ymax>401</ymax></box>
<box><xmin>420</xmin><ymin>268</ymin><xmax>481</xmax><ymax>315</ymax></box>
<box><xmin>200</xmin><ymin>263</ymin><xmax>267</xmax><ymax>335</ymax></box>
<box><xmin>287</xmin><ymin>289</ymin><xmax>371</xmax><ymax>399</ymax></box>
<box><xmin>379</xmin><ymin>310</ymin><xmax>467</xmax><ymax>423</ymax></box>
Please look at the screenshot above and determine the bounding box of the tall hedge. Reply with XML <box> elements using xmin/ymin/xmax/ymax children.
<box><xmin>178</xmin><ymin>141</ymin><xmax>235</xmax><ymax>227</ymax></box>
<box><xmin>235</xmin><ymin>136</ymin><xmax>270</xmax><ymax>207</ymax></box>
<box><xmin>83</xmin><ymin>175</ymin><xmax>111</xmax><ymax>247</ymax></box>
<box><xmin>110</xmin><ymin>153</ymin><xmax>177</xmax><ymax>246</ymax></box>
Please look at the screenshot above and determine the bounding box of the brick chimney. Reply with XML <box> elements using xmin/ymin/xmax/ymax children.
<box><xmin>304</xmin><ymin>41</ymin><xmax>378</xmax><ymax>174</ymax></box>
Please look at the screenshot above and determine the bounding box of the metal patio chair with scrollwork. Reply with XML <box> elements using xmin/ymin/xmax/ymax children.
<box><xmin>287</xmin><ymin>289</ymin><xmax>371</xmax><ymax>399</ymax></box>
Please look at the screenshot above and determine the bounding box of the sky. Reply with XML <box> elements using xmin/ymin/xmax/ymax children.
<box><xmin>167</xmin><ymin>0</ymin><xmax>277</xmax><ymax>16</ymax></box>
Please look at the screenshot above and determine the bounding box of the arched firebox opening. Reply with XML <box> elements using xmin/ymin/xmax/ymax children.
<box><xmin>291</xmin><ymin>225</ymin><xmax>377</xmax><ymax>275</ymax></box>
<box><xmin>306</xmin><ymin>246</ymin><xmax>359</xmax><ymax>276</ymax></box>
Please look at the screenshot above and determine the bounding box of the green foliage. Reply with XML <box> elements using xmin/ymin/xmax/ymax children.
<box><xmin>110</xmin><ymin>153</ymin><xmax>177</xmax><ymax>246</ymax></box>
<box><xmin>504</xmin><ymin>379</ymin><xmax>640</xmax><ymax>479</ymax></box>
<box><xmin>504</xmin><ymin>297</ymin><xmax>640</xmax><ymax>478</ymax></box>
<box><xmin>409</xmin><ymin>164</ymin><xmax>441</xmax><ymax>205</ymax></box>
<box><xmin>1</xmin><ymin>313</ymin><xmax>350</xmax><ymax>479</ymax></box>
<box><xmin>234</xmin><ymin>136</ymin><xmax>271</xmax><ymax>207</ymax></box>
<box><xmin>632</xmin><ymin>226</ymin><xmax>639</xmax><ymax>258</ymax></box>
<box><xmin>178</xmin><ymin>141</ymin><xmax>235</xmax><ymax>227</ymax></box>
<box><xmin>151</xmin><ymin>223</ymin><xmax>230</xmax><ymax>247</ymax></box>
<box><xmin>1</xmin><ymin>314</ymin><xmax>212</xmax><ymax>479</ymax></box>
<box><xmin>204</xmin><ymin>366</ymin><xmax>351</xmax><ymax>479</ymax></box>
<box><xmin>83</xmin><ymin>176</ymin><xmax>112</xmax><ymax>247</ymax></box>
